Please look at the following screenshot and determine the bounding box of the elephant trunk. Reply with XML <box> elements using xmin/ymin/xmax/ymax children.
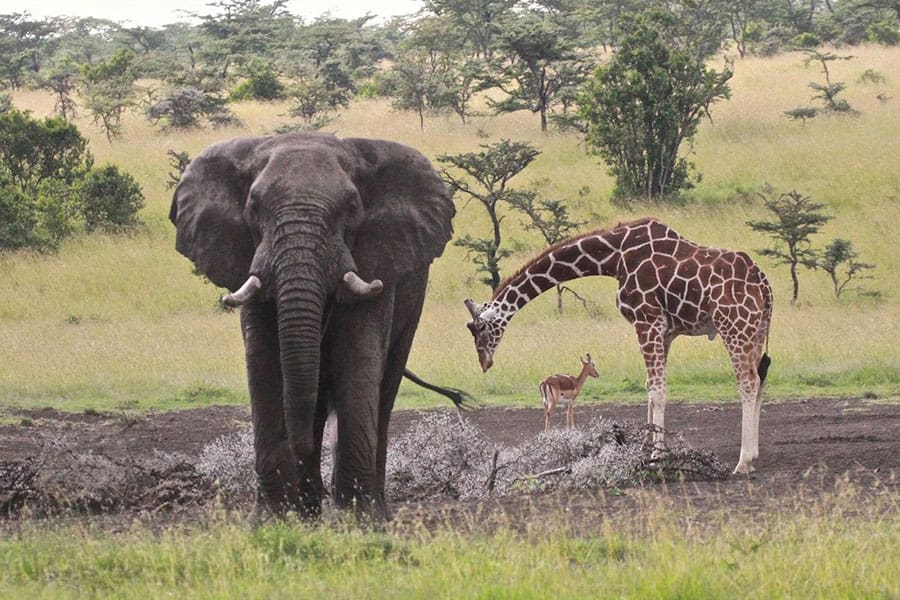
<box><xmin>271</xmin><ymin>210</ymin><xmax>330</xmax><ymax>504</ymax></box>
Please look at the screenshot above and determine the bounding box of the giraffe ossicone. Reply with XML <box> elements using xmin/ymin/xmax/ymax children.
<box><xmin>463</xmin><ymin>217</ymin><xmax>773</xmax><ymax>475</ymax></box>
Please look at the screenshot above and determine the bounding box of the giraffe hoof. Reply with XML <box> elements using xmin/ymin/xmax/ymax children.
<box><xmin>732</xmin><ymin>463</ymin><xmax>756</xmax><ymax>477</ymax></box>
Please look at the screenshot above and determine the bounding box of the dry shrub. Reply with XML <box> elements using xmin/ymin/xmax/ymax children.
<box><xmin>385</xmin><ymin>413</ymin><xmax>727</xmax><ymax>501</ymax></box>
<box><xmin>386</xmin><ymin>411</ymin><xmax>495</xmax><ymax>502</ymax></box>
<box><xmin>1</xmin><ymin>411</ymin><xmax>727</xmax><ymax>518</ymax></box>
<box><xmin>196</xmin><ymin>426</ymin><xmax>255</xmax><ymax>498</ymax></box>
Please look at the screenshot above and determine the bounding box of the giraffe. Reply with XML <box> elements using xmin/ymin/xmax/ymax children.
<box><xmin>464</xmin><ymin>217</ymin><xmax>773</xmax><ymax>474</ymax></box>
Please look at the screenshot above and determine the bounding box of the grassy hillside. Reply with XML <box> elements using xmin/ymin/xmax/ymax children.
<box><xmin>1</xmin><ymin>46</ymin><xmax>898</xmax><ymax>413</ymax></box>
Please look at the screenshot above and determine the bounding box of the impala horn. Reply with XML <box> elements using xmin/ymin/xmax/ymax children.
<box><xmin>221</xmin><ymin>275</ymin><xmax>262</xmax><ymax>307</ymax></box>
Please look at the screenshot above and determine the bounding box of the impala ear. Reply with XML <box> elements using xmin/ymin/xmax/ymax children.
<box><xmin>344</xmin><ymin>138</ymin><xmax>455</xmax><ymax>283</ymax></box>
<box><xmin>169</xmin><ymin>138</ymin><xmax>262</xmax><ymax>291</ymax></box>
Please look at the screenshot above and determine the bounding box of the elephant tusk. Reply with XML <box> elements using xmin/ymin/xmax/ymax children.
<box><xmin>221</xmin><ymin>275</ymin><xmax>262</xmax><ymax>307</ymax></box>
<box><xmin>341</xmin><ymin>271</ymin><xmax>383</xmax><ymax>300</ymax></box>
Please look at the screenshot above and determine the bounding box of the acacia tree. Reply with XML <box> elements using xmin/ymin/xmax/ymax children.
<box><xmin>79</xmin><ymin>50</ymin><xmax>138</xmax><ymax>142</ymax></box>
<box><xmin>485</xmin><ymin>11</ymin><xmax>595</xmax><ymax>132</ymax></box>
<box><xmin>423</xmin><ymin>0</ymin><xmax>519</xmax><ymax>59</ymax></box>
<box><xmin>388</xmin><ymin>52</ymin><xmax>434</xmax><ymax>131</ymax></box>
<box><xmin>577</xmin><ymin>7</ymin><xmax>732</xmax><ymax>202</ymax></box>
<box><xmin>42</xmin><ymin>59</ymin><xmax>79</xmax><ymax>120</ymax></box>
<box><xmin>746</xmin><ymin>189</ymin><xmax>831</xmax><ymax>304</ymax></box>
<box><xmin>438</xmin><ymin>140</ymin><xmax>540</xmax><ymax>290</ymax></box>
<box><xmin>815</xmin><ymin>238</ymin><xmax>876</xmax><ymax>298</ymax></box>
<box><xmin>508</xmin><ymin>186</ymin><xmax>588</xmax><ymax>313</ymax></box>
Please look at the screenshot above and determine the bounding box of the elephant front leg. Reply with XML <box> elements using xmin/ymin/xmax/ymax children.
<box><xmin>329</xmin><ymin>290</ymin><xmax>395</xmax><ymax>523</ymax></box>
<box><xmin>241</xmin><ymin>303</ymin><xmax>306</xmax><ymax>516</ymax></box>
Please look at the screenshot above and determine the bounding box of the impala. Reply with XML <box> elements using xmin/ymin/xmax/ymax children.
<box><xmin>540</xmin><ymin>354</ymin><xmax>599</xmax><ymax>431</ymax></box>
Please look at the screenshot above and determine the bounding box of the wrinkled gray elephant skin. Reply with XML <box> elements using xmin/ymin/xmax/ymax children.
<box><xmin>170</xmin><ymin>132</ymin><xmax>455</xmax><ymax>521</ymax></box>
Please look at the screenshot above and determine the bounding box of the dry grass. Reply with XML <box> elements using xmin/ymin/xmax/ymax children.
<box><xmin>2</xmin><ymin>46</ymin><xmax>899</xmax><ymax>410</ymax></box>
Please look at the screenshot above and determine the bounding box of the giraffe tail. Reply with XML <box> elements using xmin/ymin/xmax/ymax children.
<box><xmin>757</xmin><ymin>353</ymin><xmax>771</xmax><ymax>384</ymax></box>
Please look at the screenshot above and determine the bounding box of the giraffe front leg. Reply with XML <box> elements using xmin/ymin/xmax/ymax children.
<box><xmin>635</xmin><ymin>320</ymin><xmax>670</xmax><ymax>450</ymax></box>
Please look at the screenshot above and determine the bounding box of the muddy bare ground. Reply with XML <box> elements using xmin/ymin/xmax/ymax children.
<box><xmin>1</xmin><ymin>398</ymin><xmax>898</xmax><ymax>530</ymax></box>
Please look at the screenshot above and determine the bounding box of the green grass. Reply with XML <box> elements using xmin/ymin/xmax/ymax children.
<box><xmin>1</xmin><ymin>46</ymin><xmax>899</xmax><ymax>413</ymax></box>
<box><xmin>1</xmin><ymin>494</ymin><xmax>897</xmax><ymax>599</ymax></box>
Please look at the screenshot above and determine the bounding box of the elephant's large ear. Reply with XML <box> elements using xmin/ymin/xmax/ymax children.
<box><xmin>345</xmin><ymin>138</ymin><xmax>455</xmax><ymax>281</ymax></box>
<box><xmin>168</xmin><ymin>138</ymin><xmax>260</xmax><ymax>292</ymax></box>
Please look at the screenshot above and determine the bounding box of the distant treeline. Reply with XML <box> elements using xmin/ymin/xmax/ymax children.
<box><xmin>0</xmin><ymin>1</ymin><xmax>896</xmax><ymax>131</ymax></box>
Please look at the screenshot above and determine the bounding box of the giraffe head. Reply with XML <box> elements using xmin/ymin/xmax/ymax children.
<box><xmin>464</xmin><ymin>298</ymin><xmax>507</xmax><ymax>372</ymax></box>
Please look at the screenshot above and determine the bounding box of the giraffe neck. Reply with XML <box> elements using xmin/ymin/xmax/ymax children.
<box><xmin>490</xmin><ymin>230</ymin><xmax>622</xmax><ymax>320</ymax></box>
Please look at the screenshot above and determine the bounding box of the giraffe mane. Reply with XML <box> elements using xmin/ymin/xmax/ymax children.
<box><xmin>491</xmin><ymin>219</ymin><xmax>658</xmax><ymax>300</ymax></box>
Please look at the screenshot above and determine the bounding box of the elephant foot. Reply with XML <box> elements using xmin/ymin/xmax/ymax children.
<box><xmin>334</xmin><ymin>488</ymin><xmax>391</xmax><ymax>525</ymax></box>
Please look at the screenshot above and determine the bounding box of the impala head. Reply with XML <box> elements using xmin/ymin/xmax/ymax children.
<box><xmin>464</xmin><ymin>298</ymin><xmax>507</xmax><ymax>372</ymax></box>
<box><xmin>581</xmin><ymin>354</ymin><xmax>599</xmax><ymax>378</ymax></box>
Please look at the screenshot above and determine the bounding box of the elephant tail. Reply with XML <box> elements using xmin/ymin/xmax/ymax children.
<box><xmin>403</xmin><ymin>369</ymin><xmax>476</xmax><ymax>409</ymax></box>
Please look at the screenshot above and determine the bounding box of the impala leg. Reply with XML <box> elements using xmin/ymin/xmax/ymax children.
<box><xmin>567</xmin><ymin>399</ymin><xmax>574</xmax><ymax>429</ymax></box>
<box><xmin>544</xmin><ymin>389</ymin><xmax>556</xmax><ymax>431</ymax></box>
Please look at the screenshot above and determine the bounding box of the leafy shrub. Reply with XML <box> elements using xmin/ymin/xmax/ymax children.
<box><xmin>868</xmin><ymin>19</ymin><xmax>900</xmax><ymax>45</ymax></box>
<box><xmin>148</xmin><ymin>87</ymin><xmax>241</xmax><ymax>130</ymax></box>
<box><xmin>231</xmin><ymin>61</ymin><xmax>285</xmax><ymax>101</ymax></box>
<box><xmin>791</xmin><ymin>32</ymin><xmax>821</xmax><ymax>49</ymax></box>
<box><xmin>0</xmin><ymin>109</ymin><xmax>144</xmax><ymax>251</ymax></box>
<box><xmin>858</xmin><ymin>69</ymin><xmax>886</xmax><ymax>84</ymax></box>
<box><xmin>577</xmin><ymin>8</ymin><xmax>732</xmax><ymax>202</ymax></box>
<box><xmin>77</xmin><ymin>164</ymin><xmax>145</xmax><ymax>233</ymax></box>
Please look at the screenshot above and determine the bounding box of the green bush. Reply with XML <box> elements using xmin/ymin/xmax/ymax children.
<box><xmin>231</xmin><ymin>61</ymin><xmax>285</xmax><ymax>101</ymax></box>
<box><xmin>0</xmin><ymin>180</ymin><xmax>35</xmax><ymax>250</ymax></box>
<box><xmin>77</xmin><ymin>165</ymin><xmax>145</xmax><ymax>233</ymax></box>
<box><xmin>0</xmin><ymin>109</ymin><xmax>144</xmax><ymax>251</ymax></box>
<box><xmin>868</xmin><ymin>20</ymin><xmax>900</xmax><ymax>46</ymax></box>
<box><xmin>791</xmin><ymin>32</ymin><xmax>822</xmax><ymax>49</ymax></box>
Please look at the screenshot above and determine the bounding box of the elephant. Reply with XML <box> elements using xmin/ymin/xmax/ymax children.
<box><xmin>169</xmin><ymin>132</ymin><xmax>456</xmax><ymax>521</ymax></box>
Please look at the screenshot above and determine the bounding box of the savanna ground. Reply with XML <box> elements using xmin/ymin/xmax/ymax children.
<box><xmin>1</xmin><ymin>47</ymin><xmax>899</xmax><ymax>596</ymax></box>
<box><xmin>1</xmin><ymin>398</ymin><xmax>898</xmax><ymax>525</ymax></box>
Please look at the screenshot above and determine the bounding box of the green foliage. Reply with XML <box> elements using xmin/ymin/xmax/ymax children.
<box><xmin>868</xmin><ymin>18</ymin><xmax>900</xmax><ymax>45</ymax></box>
<box><xmin>77</xmin><ymin>165</ymin><xmax>144</xmax><ymax>233</ymax></box>
<box><xmin>814</xmin><ymin>238</ymin><xmax>876</xmax><ymax>298</ymax></box>
<box><xmin>0</xmin><ymin>109</ymin><xmax>92</xmax><ymax>192</ymax></box>
<box><xmin>577</xmin><ymin>8</ymin><xmax>732</xmax><ymax>203</ymax></box>
<box><xmin>79</xmin><ymin>49</ymin><xmax>139</xmax><ymax>142</ymax></box>
<box><xmin>803</xmin><ymin>50</ymin><xmax>856</xmax><ymax>114</ymax></box>
<box><xmin>746</xmin><ymin>189</ymin><xmax>832</xmax><ymax>304</ymax></box>
<box><xmin>858</xmin><ymin>69</ymin><xmax>886</xmax><ymax>84</ymax></box>
<box><xmin>166</xmin><ymin>150</ymin><xmax>191</xmax><ymax>190</ymax></box>
<box><xmin>148</xmin><ymin>87</ymin><xmax>241</xmax><ymax>130</ymax></box>
<box><xmin>483</xmin><ymin>11</ymin><xmax>594</xmax><ymax>132</ymax></box>
<box><xmin>784</xmin><ymin>106</ymin><xmax>819</xmax><ymax>122</ymax></box>
<box><xmin>41</xmin><ymin>59</ymin><xmax>79</xmax><ymax>120</ymax></box>
<box><xmin>0</xmin><ymin>109</ymin><xmax>142</xmax><ymax>251</ymax></box>
<box><xmin>438</xmin><ymin>139</ymin><xmax>540</xmax><ymax>290</ymax></box>
<box><xmin>231</xmin><ymin>59</ymin><xmax>285</xmax><ymax>101</ymax></box>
